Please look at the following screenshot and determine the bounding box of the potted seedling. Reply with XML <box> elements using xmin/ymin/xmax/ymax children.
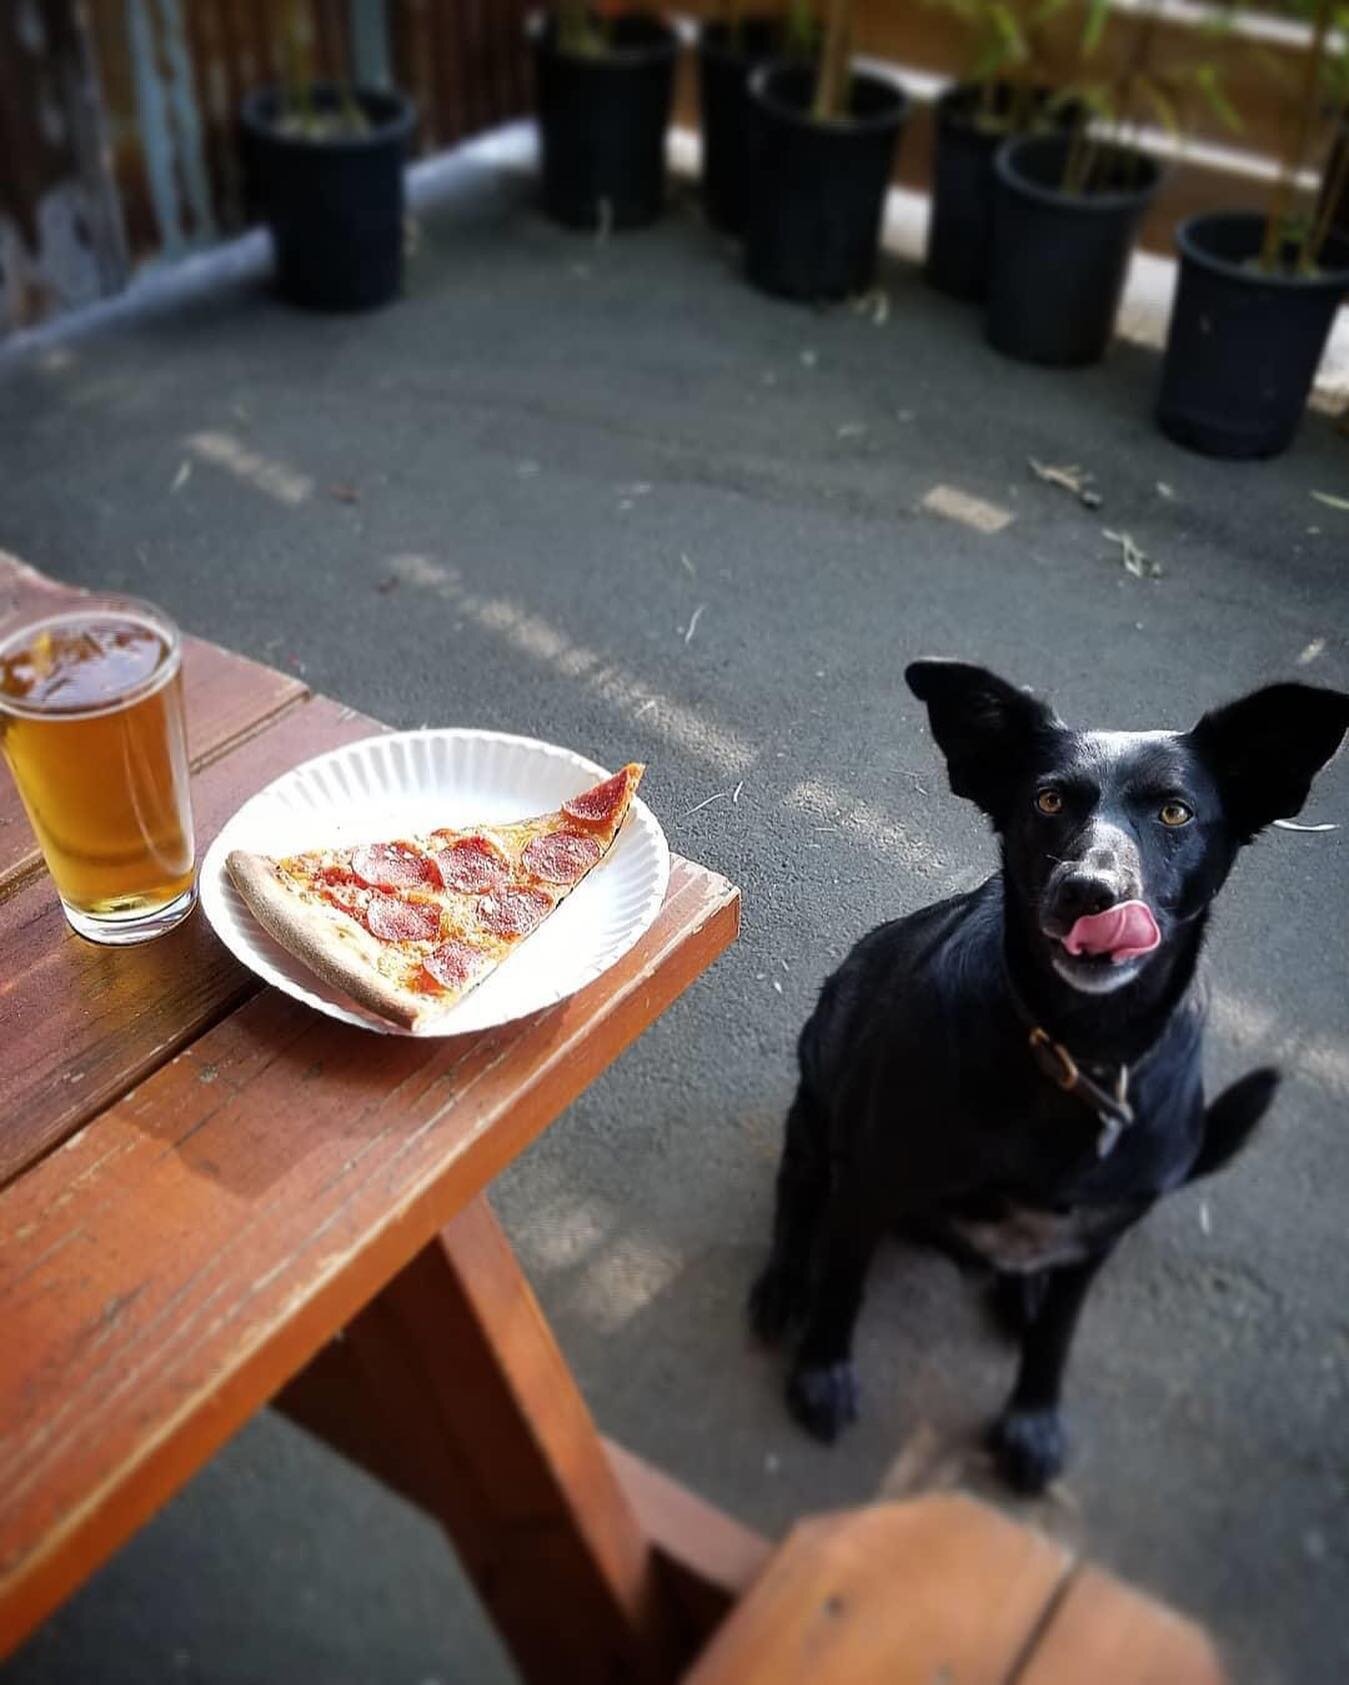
<box><xmin>924</xmin><ymin>0</ymin><xmax>1075</xmax><ymax>301</ymax></box>
<box><xmin>1158</xmin><ymin>0</ymin><xmax>1349</xmax><ymax>456</ymax></box>
<box><xmin>698</xmin><ymin>1</ymin><xmax>816</xmax><ymax>235</ymax></box>
<box><xmin>240</xmin><ymin>3</ymin><xmax>415</xmax><ymax>311</ymax></box>
<box><xmin>532</xmin><ymin>2</ymin><xmax>678</xmax><ymax>230</ymax></box>
<box><xmin>743</xmin><ymin>0</ymin><xmax>909</xmax><ymax>300</ymax></box>
<box><xmin>985</xmin><ymin>0</ymin><xmax>1223</xmax><ymax>364</ymax></box>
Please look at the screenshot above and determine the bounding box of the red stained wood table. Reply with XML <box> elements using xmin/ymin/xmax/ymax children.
<box><xmin>0</xmin><ymin>555</ymin><xmax>1227</xmax><ymax>1684</ymax></box>
<box><xmin>0</xmin><ymin>553</ymin><xmax>751</xmax><ymax>1680</ymax></box>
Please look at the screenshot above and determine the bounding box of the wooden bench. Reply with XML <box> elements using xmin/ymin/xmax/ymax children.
<box><xmin>686</xmin><ymin>1496</ymin><xmax>1225</xmax><ymax>1685</ymax></box>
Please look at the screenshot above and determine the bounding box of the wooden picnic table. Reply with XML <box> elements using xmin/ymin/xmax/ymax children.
<box><xmin>0</xmin><ymin>552</ymin><xmax>752</xmax><ymax>1680</ymax></box>
<box><xmin>0</xmin><ymin>552</ymin><xmax>1225</xmax><ymax>1683</ymax></box>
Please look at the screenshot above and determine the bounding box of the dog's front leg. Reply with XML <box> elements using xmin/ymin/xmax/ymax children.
<box><xmin>785</xmin><ymin>1185</ymin><xmax>879</xmax><ymax>1444</ymax></box>
<box><xmin>989</xmin><ymin>1252</ymin><xmax>1108</xmax><ymax>1493</ymax></box>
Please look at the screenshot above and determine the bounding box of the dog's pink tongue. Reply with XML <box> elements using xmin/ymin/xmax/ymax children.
<box><xmin>1062</xmin><ymin>900</ymin><xmax>1161</xmax><ymax>964</ymax></box>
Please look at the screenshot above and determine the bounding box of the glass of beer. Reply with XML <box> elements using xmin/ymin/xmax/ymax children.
<box><xmin>0</xmin><ymin>596</ymin><xmax>196</xmax><ymax>944</ymax></box>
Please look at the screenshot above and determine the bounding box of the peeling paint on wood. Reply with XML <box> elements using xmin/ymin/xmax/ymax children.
<box><xmin>0</xmin><ymin>0</ymin><xmax>128</xmax><ymax>331</ymax></box>
<box><xmin>126</xmin><ymin>0</ymin><xmax>217</xmax><ymax>254</ymax></box>
<box><xmin>3</xmin><ymin>0</ymin><xmax>534</xmax><ymax>335</ymax></box>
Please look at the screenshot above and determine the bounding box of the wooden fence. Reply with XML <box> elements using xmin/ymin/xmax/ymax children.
<box><xmin>0</xmin><ymin>0</ymin><xmax>1337</xmax><ymax>335</ymax></box>
<box><xmin>2</xmin><ymin>0</ymin><xmax>534</xmax><ymax>334</ymax></box>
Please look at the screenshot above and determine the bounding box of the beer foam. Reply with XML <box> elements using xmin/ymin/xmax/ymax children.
<box><xmin>0</xmin><ymin>606</ymin><xmax>178</xmax><ymax>720</ymax></box>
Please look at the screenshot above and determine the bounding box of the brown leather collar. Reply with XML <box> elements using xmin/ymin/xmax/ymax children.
<box><xmin>1001</xmin><ymin>957</ymin><xmax>1139</xmax><ymax>1157</ymax></box>
<box><xmin>1026</xmin><ymin>1026</ymin><xmax>1134</xmax><ymax>1158</ymax></box>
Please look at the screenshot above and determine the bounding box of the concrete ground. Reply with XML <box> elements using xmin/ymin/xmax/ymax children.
<box><xmin>1</xmin><ymin>153</ymin><xmax>1346</xmax><ymax>1685</ymax></box>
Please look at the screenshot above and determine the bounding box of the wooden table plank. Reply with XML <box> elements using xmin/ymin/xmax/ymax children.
<box><xmin>603</xmin><ymin>1440</ymin><xmax>772</xmax><ymax>1647</ymax></box>
<box><xmin>0</xmin><ymin>859</ymin><xmax>739</xmax><ymax>1658</ymax></box>
<box><xmin>1016</xmin><ymin>1565</ymin><xmax>1226</xmax><ymax>1685</ymax></box>
<box><xmin>683</xmin><ymin>1496</ymin><xmax>1074</xmax><ymax>1685</ymax></box>
<box><xmin>344</xmin><ymin>1196</ymin><xmax>685</xmax><ymax>1684</ymax></box>
<box><xmin>0</xmin><ymin>694</ymin><xmax>381</xmax><ymax>1187</ymax></box>
<box><xmin>0</xmin><ymin>557</ymin><xmax>306</xmax><ymax>893</ymax></box>
<box><xmin>276</xmin><ymin>1339</ymin><xmax>770</xmax><ymax>1657</ymax></box>
<box><xmin>0</xmin><ymin>552</ymin><xmax>79</xmax><ymax>638</ymax></box>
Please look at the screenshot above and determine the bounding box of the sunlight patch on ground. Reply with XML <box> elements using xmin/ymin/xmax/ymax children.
<box><xmin>786</xmin><ymin>776</ymin><xmax>950</xmax><ymax>880</ymax></box>
<box><xmin>387</xmin><ymin>553</ymin><xmax>757</xmax><ymax>775</ymax></box>
<box><xmin>1209</xmin><ymin>988</ymin><xmax>1278</xmax><ymax>1048</ymax></box>
<box><xmin>186</xmin><ymin>430</ymin><xmax>313</xmax><ymax>506</ymax></box>
<box><xmin>515</xmin><ymin>1191</ymin><xmax>613</xmax><ymax>1276</ymax></box>
<box><xmin>1295</xmin><ymin>1038</ymin><xmax>1349</xmax><ymax>1099</ymax></box>
<box><xmin>390</xmin><ymin>553</ymin><xmax>974</xmax><ymax>885</ymax></box>
<box><xmin>1211</xmin><ymin>987</ymin><xmax>1349</xmax><ymax>1098</ymax></box>
<box><xmin>566</xmin><ymin>1234</ymin><xmax>685</xmax><ymax>1334</ymax></box>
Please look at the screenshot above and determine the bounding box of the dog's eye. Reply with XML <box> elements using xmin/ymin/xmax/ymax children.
<box><xmin>1159</xmin><ymin>800</ymin><xmax>1193</xmax><ymax>827</ymax></box>
<box><xmin>1035</xmin><ymin>789</ymin><xmax>1064</xmax><ymax>816</ymax></box>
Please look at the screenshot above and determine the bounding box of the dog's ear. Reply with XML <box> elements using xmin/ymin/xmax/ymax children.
<box><xmin>906</xmin><ymin>660</ymin><xmax>1061</xmax><ymax>823</ymax></box>
<box><xmin>1189</xmin><ymin>683</ymin><xmax>1349</xmax><ymax>843</ymax></box>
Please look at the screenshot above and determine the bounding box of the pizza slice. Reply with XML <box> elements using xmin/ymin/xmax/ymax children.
<box><xmin>227</xmin><ymin>762</ymin><xmax>644</xmax><ymax>1031</ymax></box>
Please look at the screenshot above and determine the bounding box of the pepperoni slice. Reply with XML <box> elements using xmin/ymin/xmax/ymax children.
<box><xmin>436</xmin><ymin>836</ymin><xmax>512</xmax><ymax>895</ymax></box>
<box><xmin>352</xmin><ymin>841</ymin><xmax>435</xmax><ymax>890</ymax></box>
<box><xmin>477</xmin><ymin>886</ymin><xmax>553</xmax><ymax>939</ymax></box>
<box><xmin>562</xmin><ymin>770</ymin><xmax>630</xmax><ymax>827</ymax></box>
<box><xmin>423</xmin><ymin>938</ymin><xmax>488</xmax><ymax>992</ymax></box>
<box><xmin>523</xmin><ymin>830</ymin><xmax>601</xmax><ymax>885</ymax></box>
<box><xmin>366</xmin><ymin>894</ymin><xmax>441</xmax><ymax>944</ymax></box>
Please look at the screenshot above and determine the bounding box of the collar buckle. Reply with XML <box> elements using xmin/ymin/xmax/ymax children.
<box><xmin>1028</xmin><ymin>1027</ymin><xmax>1135</xmax><ymax>1158</ymax></box>
<box><xmin>1028</xmin><ymin>1026</ymin><xmax>1078</xmax><ymax>1091</ymax></box>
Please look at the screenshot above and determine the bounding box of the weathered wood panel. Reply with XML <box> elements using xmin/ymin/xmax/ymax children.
<box><xmin>0</xmin><ymin>0</ymin><xmax>128</xmax><ymax>329</ymax></box>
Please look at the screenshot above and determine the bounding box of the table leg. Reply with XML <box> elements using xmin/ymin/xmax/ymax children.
<box><xmin>336</xmin><ymin>1193</ymin><xmax>689</xmax><ymax>1685</ymax></box>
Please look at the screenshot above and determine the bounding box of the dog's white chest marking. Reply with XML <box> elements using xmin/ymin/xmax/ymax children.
<box><xmin>945</xmin><ymin>1204</ymin><xmax>1100</xmax><ymax>1273</ymax></box>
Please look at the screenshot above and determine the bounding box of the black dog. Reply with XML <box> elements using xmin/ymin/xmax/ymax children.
<box><xmin>750</xmin><ymin>661</ymin><xmax>1348</xmax><ymax>1493</ymax></box>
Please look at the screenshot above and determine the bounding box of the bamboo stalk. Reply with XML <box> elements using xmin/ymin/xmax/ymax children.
<box><xmin>1113</xmin><ymin>5</ymin><xmax>1160</xmax><ymax>163</ymax></box>
<box><xmin>1260</xmin><ymin>0</ymin><xmax>1334</xmax><ymax>271</ymax></box>
<box><xmin>281</xmin><ymin>0</ymin><xmax>315</xmax><ymax>128</ymax></box>
<box><xmin>1308</xmin><ymin>109</ymin><xmax>1349</xmax><ymax>269</ymax></box>
<box><xmin>1009</xmin><ymin>74</ymin><xmax>1035</xmax><ymax>136</ymax></box>
<box><xmin>1009</xmin><ymin>0</ymin><xmax>1039</xmax><ymax>134</ymax></box>
<box><xmin>978</xmin><ymin>72</ymin><xmax>997</xmax><ymax>128</ymax></box>
<box><xmin>558</xmin><ymin>0</ymin><xmax>597</xmax><ymax>57</ymax></box>
<box><xmin>813</xmin><ymin>0</ymin><xmax>853</xmax><ymax>122</ymax></box>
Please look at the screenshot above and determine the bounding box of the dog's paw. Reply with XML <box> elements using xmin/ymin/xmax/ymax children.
<box><xmin>748</xmin><ymin>1265</ymin><xmax>806</xmax><ymax>1345</ymax></box>
<box><xmin>786</xmin><ymin>1360</ymin><xmax>859</xmax><ymax>1443</ymax></box>
<box><xmin>988</xmin><ymin>1406</ymin><xmax>1067</xmax><ymax>1494</ymax></box>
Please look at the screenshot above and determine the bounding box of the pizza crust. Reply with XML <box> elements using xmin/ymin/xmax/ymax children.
<box><xmin>225</xmin><ymin>762</ymin><xmax>646</xmax><ymax>1033</ymax></box>
<box><xmin>227</xmin><ymin>849</ymin><xmax>435</xmax><ymax>1030</ymax></box>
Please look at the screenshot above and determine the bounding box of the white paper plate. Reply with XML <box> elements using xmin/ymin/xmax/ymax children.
<box><xmin>200</xmin><ymin>730</ymin><xmax>670</xmax><ymax>1036</ymax></box>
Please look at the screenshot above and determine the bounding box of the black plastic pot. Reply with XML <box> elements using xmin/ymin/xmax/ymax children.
<box><xmin>1156</xmin><ymin>212</ymin><xmax>1349</xmax><ymax>459</ymax></box>
<box><xmin>240</xmin><ymin>85</ymin><xmax>415</xmax><ymax>312</ymax></box>
<box><xmin>926</xmin><ymin>82</ymin><xmax>1074</xmax><ymax>302</ymax></box>
<box><xmin>744</xmin><ymin>63</ymin><xmax>907</xmax><ymax>302</ymax></box>
<box><xmin>697</xmin><ymin>18</ymin><xmax>786</xmax><ymax>235</ymax></box>
<box><xmin>987</xmin><ymin>132</ymin><xmax>1160</xmax><ymax>366</ymax></box>
<box><xmin>532</xmin><ymin>12</ymin><xmax>677</xmax><ymax>231</ymax></box>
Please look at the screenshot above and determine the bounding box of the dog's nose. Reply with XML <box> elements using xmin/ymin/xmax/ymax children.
<box><xmin>1053</xmin><ymin>874</ymin><xmax>1119</xmax><ymax>924</ymax></box>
